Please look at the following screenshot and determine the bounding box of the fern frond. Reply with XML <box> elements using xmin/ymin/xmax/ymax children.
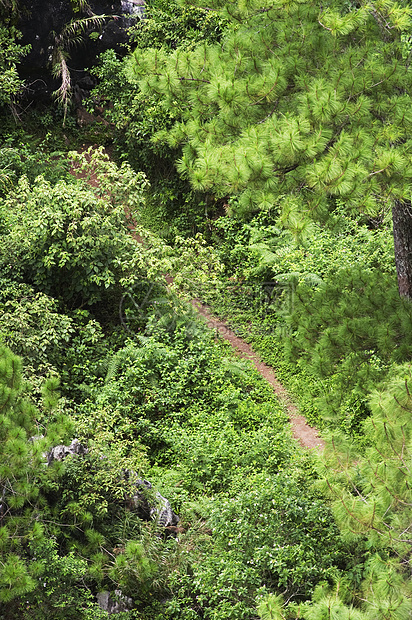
<box><xmin>51</xmin><ymin>14</ymin><xmax>107</xmax><ymax>125</ymax></box>
<box><xmin>60</xmin><ymin>15</ymin><xmax>107</xmax><ymax>48</ymax></box>
<box><xmin>105</xmin><ymin>344</ymin><xmax>142</xmax><ymax>384</ymax></box>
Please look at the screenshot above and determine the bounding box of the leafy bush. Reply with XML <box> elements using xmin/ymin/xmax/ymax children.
<box><xmin>91</xmin><ymin>329</ymin><xmax>287</xmax><ymax>458</ymax></box>
<box><xmin>0</xmin><ymin>159</ymin><xmax>149</xmax><ymax>308</ymax></box>
<box><xmin>0</xmin><ymin>277</ymin><xmax>116</xmax><ymax>404</ymax></box>
<box><xmin>163</xmin><ymin>474</ymin><xmax>355</xmax><ymax>619</ymax></box>
<box><xmin>50</xmin><ymin>445</ymin><xmax>148</xmax><ymax>544</ymax></box>
<box><xmin>15</xmin><ymin>538</ymin><xmax>107</xmax><ymax>620</ymax></box>
<box><xmin>160</xmin><ymin>411</ymin><xmax>291</xmax><ymax>493</ymax></box>
<box><xmin>0</xmin><ymin>280</ymin><xmax>75</xmax><ymax>374</ymax></box>
<box><xmin>113</xmin><ymin>60</ymin><xmax>209</xmax><ymax>238</ymax></box>
<box><xmin>128</xmin><ymin>0</ymin><xmax>226</xmax><ymax>51</ymax></box>
<box><xmin>0</xmin><ymin>22</ymin><xmax>29</xmax><ymax>108</ymax></box>
<box><xmin>0</xmin><ymin>142</ymin><xmax>71</xmax><ymax>197</ymax></box>
<box><xmin>208</xmin><ymin>475</ymin><xmax>348</xmax><ymax>598</ymax></box>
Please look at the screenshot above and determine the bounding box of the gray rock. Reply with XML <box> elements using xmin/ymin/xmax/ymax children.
<box><xmin>153</xmin><ymin>490</ymin><xmax>180</xmax><ymax>528</ymax></box>
<box><xmin>121</xmin><ymin>0</ymin><xmax>145</xmax><ymax>19</ymax></box>
<box><xmin>47</xmin><ymin>439</ymin><xmax>88</xmax><ymax>465</ymax></box>
<box><xmin>16</xmin><ymin>0</ymin><xmax>143</xmax><ymax>103</ymax></box>
<box><xmin>97</xmin><ymin>589</ymin><xmax>134</xmax><ymax>615</ymax></box>
<box><xmin>127</xmin><ymin>475</ymin><xmax>180</xmax><ymax>527</ymax></box>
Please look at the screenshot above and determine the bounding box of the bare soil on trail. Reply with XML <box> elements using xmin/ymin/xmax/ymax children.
<box><xmin>192</xmin><ymin>299</ymin><xmax>325</xmax><ymax>451</ymax></box>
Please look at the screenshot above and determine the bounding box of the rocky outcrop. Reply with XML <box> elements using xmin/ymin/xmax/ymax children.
<box><xmin>127</xmin><ymin>476</ymin><xmax>180</xmax><ymax>528</ymax></box>
<box><xmin>46</xmin><ymin>441</ymin><xmax>179</xmax><ymax>614</ymax></box>
<box><xmin>47</xmin><ymin>438</ymin><xmax>88</xmax><ymax>464</ymax></box>
<box><xmin>47</xmin><ymin>442</ymin><xmax>179</xmax><ymax>528</ymax></box>
<box><xmin>96</xmin><ymin>589</ymin><xmax>134</xmax><ymax>615</ymax></box>
<box><xmin>16</xmin><ymin>0</ymin><xmax>143</xmax><ymax>102</ymax></box>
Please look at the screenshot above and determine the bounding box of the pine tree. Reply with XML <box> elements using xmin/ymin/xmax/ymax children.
<box><xmin>126</xmin><ymin>0</ymin><xmax>412</xmax><ymax>297</ymax></box>
<box><xmin>0</xmin><ymin>345</ymin><xmax>71</xmax><ymax>606</ymax></box>
<box><xmin>322</xmin><ymin>367</ymin><xmax>412</xmax><ymax>555</ymax></box>
<box><xmin>282</xmin><ymin>265</ymin><xmax>412</xmax><ymax>420</ymax></box>
<box><xmin>317</xmin><ymin>366</ymin><xmax>412</xmax><ymax>617</ymax></box>
<box><xmin>257</xmin><ymin>593</ymin><xmax>286</xmax><ymax>620</ymax></box>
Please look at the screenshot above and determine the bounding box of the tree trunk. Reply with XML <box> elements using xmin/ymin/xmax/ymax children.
<box><xmin>392</xmin><ymin>200</ymin><xmax>412</xmax><ymax>300</ymax></box>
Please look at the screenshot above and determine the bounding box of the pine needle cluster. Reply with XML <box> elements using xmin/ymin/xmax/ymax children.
<box><xmin>313</xmin><ymin>367</ymin><xmax>412</xmax><ymax>619</ymax></box>
<box><xmin>126</xmin><ymin>0</ymin><xmax>412</xmax><ymax>226</ymax></box>
<box><xmin>285</xmin><ymin>266</ymin><xmax>412</xmax><ymax>419</ymax></box>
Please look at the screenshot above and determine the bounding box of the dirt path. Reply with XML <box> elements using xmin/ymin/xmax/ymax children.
<box><xmin>192</xmin><ymin>299</ymin><xmax>325</xmax><ymax>451</ymax></box>
<box><xmin>70</xmin><ymin>148</ymin><xmax>324</xmax><ymax>451</ymax></box>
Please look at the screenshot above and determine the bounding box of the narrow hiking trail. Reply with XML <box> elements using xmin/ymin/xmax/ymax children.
<box><xmin>71</xmin><ymin>147</ymin><xmax>325</xmax><ymax>451</ymax></box>
<box><xmin>191</xmin><ymin>299</ymin><xmax>325</xmax><ymax>451</ymax></box>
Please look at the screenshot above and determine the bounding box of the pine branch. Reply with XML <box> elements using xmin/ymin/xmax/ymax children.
<box><xmin>179</xmin><ymin>76</ymin><xmax>211</xmax><ymax>83</ymax></box>
<box><xmin>331</xmin><ymin>436</ymin><xmax>368</xmax><ymax>503</ymax></box>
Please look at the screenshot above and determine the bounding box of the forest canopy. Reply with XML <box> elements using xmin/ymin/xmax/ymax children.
<box><xmin>1</xmin><ymin>0</ymin><xmax>412</xmax><ymax>618</ymax></box>
<box><xmin>127</xmin><ymin>0</ymin><xmax>412</xmax><ymax>295</ymax></box>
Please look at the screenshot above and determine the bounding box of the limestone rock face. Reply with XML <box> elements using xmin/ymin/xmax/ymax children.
<box><xmin>46</xmin><ymin>444</ymin><xmax>180</xmax><ymax>528</ymax></box>
<box><xmin>129</xmin><ymin>477</ymin><xmax>180</xmax><ymax>528</ymax></box>
<box><xmin>47</xmin><ymin>438</ymin><xmax>88</xmax><ymax>464</ymax></box>
<box><xmin>16</xmin><ymin>0</ymin><xmax>141</xmax><ymax>100</ymax></box>
<box><xmin>96</xmin><ymin>589</ymin><xmax>134</xmax><ymax>615</ymax></box>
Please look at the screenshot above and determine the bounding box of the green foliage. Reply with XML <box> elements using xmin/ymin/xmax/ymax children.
<box><xmin>322</xmin><ymin>367</ymin><xmax>412</xmax><ymax>556</ymax></box>
<box><xmin>126</xmin><ymin>0</ymin><xmax>412</xmax><ymax>236</ymax></box>
<box><xmin>0</xmin><ymin>145</ymin><xmax>22</xmax><ymax>194</ymax></box>
<box><xmin>0</xmin><ymin>276</ymin><xmax>114</xmax><ymax>405</ymax></box>
<box><xmin>0</xmin><ymin>280</ymin><xmax>75</xmax><ymax>373</ymax></box>
<box><xmin>299</xmin><ymin>583</ymin><xmax>366</xmax><ymax>620</ymax></box>
<box><xmin>18</xmin><ymin>537</ymin><xmax>104</xmax><ymax>620</ymax></box>
<box><xmin>89</xmin><ymin>54</ymin><xmax>159</xmax><ymax>188</ymax></box>
<box><xmin>208</xmin><ymin>475</ymin><xmax>348</xmax><ymax>600</ymax></box>
<box><xmin>246</xmin><ymin>214</ymin><xmax>394</xmax><ymax>282</ymax></box>
<box><xmin>89</xmin><ymin>0</ymin><xmax>230</xmax><ymax>239</ymax></box>
<box><xmin>169</xmin><ymin>208</ymin><xmax>397</xmax><ymax>429</ymax></box>
<box><xmin>0</xmin><ymin>347</ymin><xmax>153</xmax><ymax>618</ymax></box>
<box><xmin>0</xmin><ymin>23</ymin><xmax>30</xmax><ymax>108</ymax></box>
<box><xmin>309</xmin><ymin>368</ymin><xmax>412</xmax><ymax>618</ymax></box>
<box><xmin>0</xmin><ymin>555</ymin><xmax>36</xmax><ymax>604</ymax></box>
<box><xmin>0</xmin><ymin>151</ymin><xmax>151</xmax><ymax>308</ymax></box>
<box><xmin>69</xmin><ymin>147</ymin><xmax>150</xmax><ymax>217</ymax></box>
<box><xmin>128</xmin><ymin>0</ymin><xmax>226</xmax><ymax>51</ymax></box>
<box><xmin>0</xmin><ymin>346</ymin><xmax>73</xmax><ymax>607</ymax></box>
<box><xmin>90</xmin><ymin>329</ymin><xmax>288</xmax><ymax>475</ymax></box>
<box><xmin>0</xmin><ymin>139</ymin><xmax>73</xmax><ymax>197</ymax></box>
<box><xmin>257</xmin><ymin>593</ymin><xmax>286</xmax><ymax>620</ymax></box>
<box><xmin>163</xmin><ymin>473</ymin><xmax>354</xmax><ymax>619</ymax></box>
<box><xmin>108</xmin><ymin>540</ymin><xmax>157</xmax><ymax>600</ymax></box>
<box><xmin>286</xmin><ymin>266</ymin><xmax>412</xmax><ymax>420</ymax></box>
<box><xmin>53</xmin><ymin>445</ymin><xmax>148</xmax><ymax>531</ymax></box>
<box><xmin>58</xmin><ymin>309</ymin><xmax>107</xmax><ymax>402</ymax></box>
<box><xmin>89</xmin><ymin>49</ymin><xmax>210</xmax><ymax>238</ymax></box>
<box><xmin>185</xmin><ymin>207</ymin><xmax>394</xmax><ymax>305</ymax></box>
<box><xmin>3</xmin><ymin>15</ymin><xmax>412</xmax><ymax>614</ymax></box>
